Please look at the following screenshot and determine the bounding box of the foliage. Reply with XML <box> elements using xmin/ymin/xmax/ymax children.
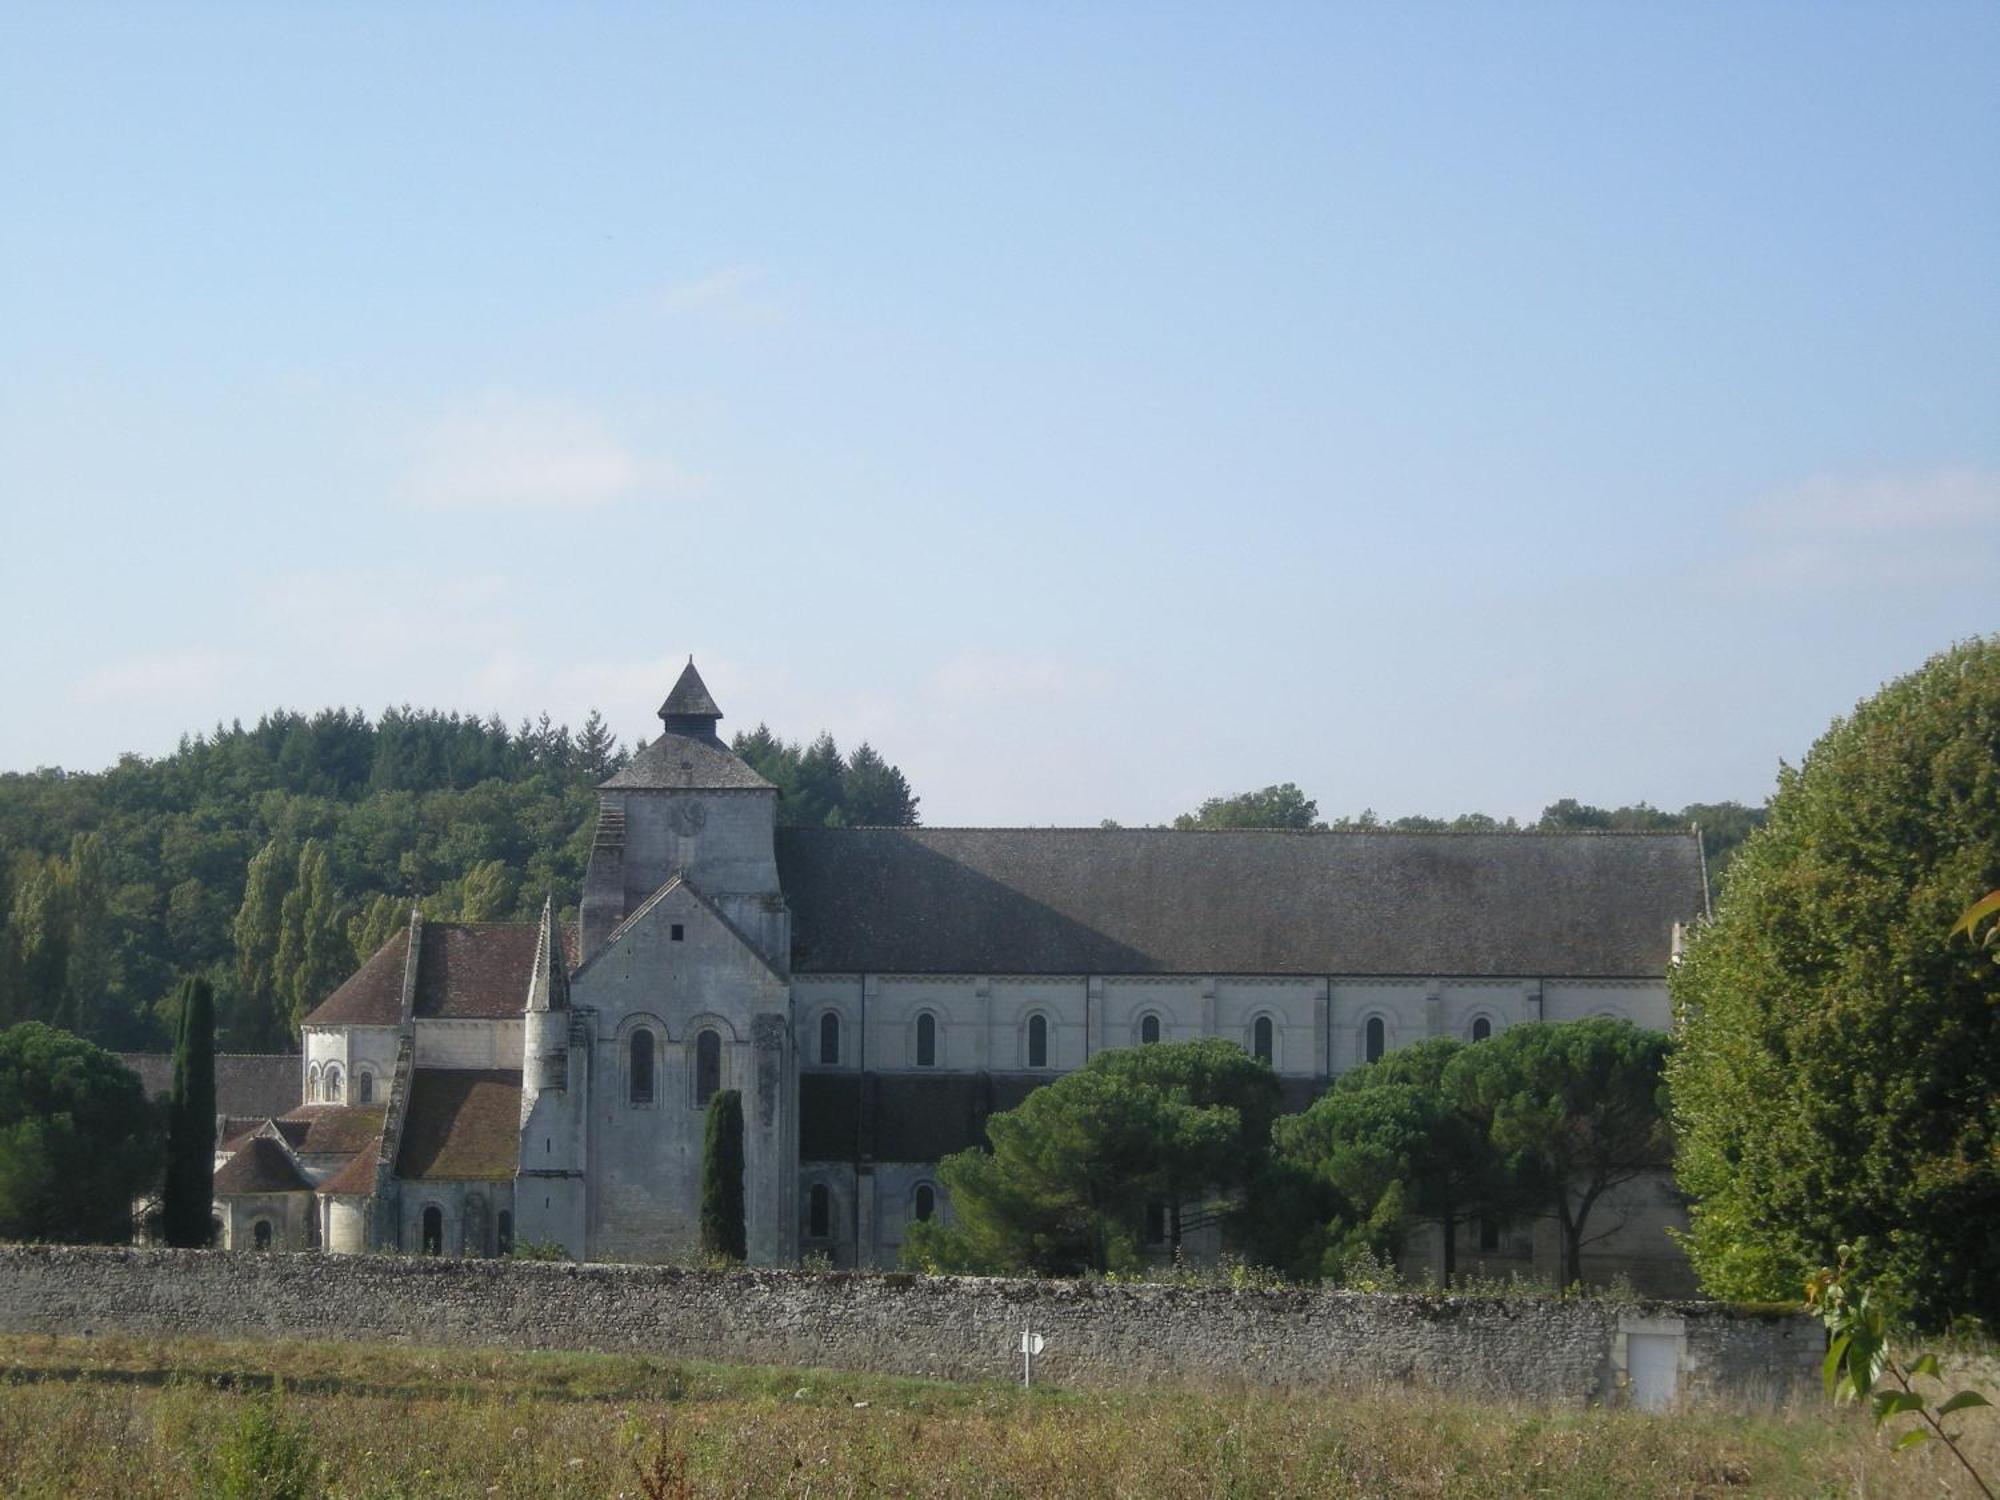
<box><xmin>1808</xmin><ymin>1243</ymin><xmax>1995</xmax><ymax>1497</ymax></box>
<box><xmin>1452</xmin><ymin>1017</ymin><xmax>1671</xmax><ymax>1289</ymax></box>
<box><xmin>0</xmin><ymin>1021</ymin><xmax>158</xmax><ymax>1242</ymax></box>
<box><xmin>204</xmin><ymin>1386</ymin><xmax>319</xmax><ymax>1500</ymax></box>
<box><xmin>1174</xmin><ymin>783</ymin><xmax>1321</xmax><ymax>830</ymax></box>
<box><xmin>731</xmin><ymin>725</ymin><xmax>920</xmax><ymax>828</ymax></box>
<box><xmin>509</xmin><ymin>1237</ymin><xmax>571</xmax><ymax>1262</ymax></box>
<box><xmin>1954</xmin><ymin>888</ymin><xmax>2000</xmax><ymax>964</ymax></box>
<box><xmin>699</xmin><ymin>1088</ymin><xmax>746</xmax><ymax>1262</ymax></box>
<box><xmin>906</xmin><ymin>1040</ymin><xmax>1280</xmax><ymax>1276</ymax></box>
<box><xmin>162</xmin><ymin>974</ymin><xmax>216</xmax><ymax>1248</ymax></box>
<box><xmin>1670</xmin><ymin>638</ymin><xmax>2000</xmax><ymax>1327</ymax></box>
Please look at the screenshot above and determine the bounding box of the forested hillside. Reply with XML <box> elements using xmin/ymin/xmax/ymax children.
<box><xmin>0</xmin><ymin>710</ymin><xmax>917</xmax><ymax>1054</ymax></box>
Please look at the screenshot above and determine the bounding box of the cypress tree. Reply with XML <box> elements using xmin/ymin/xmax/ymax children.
<box><xmin>162</xmin><ymin>975</ymin><xmax>216</xmax><ymax>1247</ymax></box>
<box><xmin>699</xmin><ymin>1088</ymin><xmax>746</xmax><ymax>1261</ymax></box>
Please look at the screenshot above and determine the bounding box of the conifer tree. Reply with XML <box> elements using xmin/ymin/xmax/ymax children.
<box><xmin>699</xmin><ymin>1088</ymin><xmax>746</xmax><ymax>1261</ymax></box>
<box><xmin>162</xmin><ymin>975</ymin><xmax>216</xmax><ymax>1247</ymax></box>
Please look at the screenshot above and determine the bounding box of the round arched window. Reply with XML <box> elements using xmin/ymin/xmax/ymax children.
<box><xmin>1471</xmin><ymin>1016</ymin><xmax>1492</xmax><ymax>1042</ymax></box>
<box><xmin>914</xmin><ymin>1184</ymin><xmax>936</xmax><ymax>1222</ymax></box>
<box><xmin>1253</xmin><ymin>1016</ymin><xmax>1275</xmax><ymax>1065</ymax></box>
<box><xmin>695</xmin><ymin>1028</ymin><xmax>722</xmax><ymax>1106</ymax></box>
<box><xmin>1140</xmin><ymin>1014</ymin><xmax>1161</xmax><ymax>1045</ymax></box>
<box><xmin>915</xmin><ymin>1012</ymin><xmax>937</xmax><ymax>1068</ymax></box>
<box><xmin>819</xmin><ymin>1012</ymin><xmax>841</xmax><ymax>1066</ymax></box>
<box><xmin>1027</xmin><ymin>1013</ymin><xmax>1049</xmax><ymax>1068</ymax></box>
<box><xmin>629</xmin><ymin>1029</ymin><xmax>656</xmax><ymax>1105</ymax></box>
<box><xmin>1365</xmin><ymin>1016</ymin><xmax>1386</xmax><ymax>1064</ymax></box>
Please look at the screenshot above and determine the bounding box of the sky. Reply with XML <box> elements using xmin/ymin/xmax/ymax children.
<box><xmin>2</xmin><ymin>2</ymin><xmax>1996</xmax><ymax>827</ymax></box>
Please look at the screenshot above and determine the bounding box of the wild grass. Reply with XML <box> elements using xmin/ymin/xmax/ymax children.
<box><xmin>0</xmin><ymin>1332</ymin><xmax>1994</xmax><ymax>1497</ymax></box>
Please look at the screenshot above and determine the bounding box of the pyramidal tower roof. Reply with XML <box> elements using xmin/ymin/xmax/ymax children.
<box><xmin>598</xmin><ymin>657</ymin><xmax>774</xmax><ymax>792</ymax></box>
<box><xmin>658</xmin><ymin>658</ymin><xmax>722</xmax><ymax>733</ymax></box>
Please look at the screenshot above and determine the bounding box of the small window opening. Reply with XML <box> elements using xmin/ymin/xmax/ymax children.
<box><xmin>670</xmin><ymin>923</ymin><xmax>685</xmax><ymax>942</ymax></box>
<box><xmin>497</xmin><ymin>1211</ymin><xmax>514</xmax><ymax>1257</ymax></box>
<box><xmin>356</xmin><ymin>1071</ymin><xmax>374</xmax><ymax>1104</ymax></box>
<box><xmin>630</xmin><ymin>1029</ymin><xmax>656</xmax><ymax>1105</ymax></box>
<box><xmin>819</xmin><ymin>1012</ymin><xmax>841</xmax><ymax>1066</ymax></box>
<box><xmin>1471</xmin><ymin>1016</ymin><xmax>1492</xmax><ymax>1042</ymax></box>
<box><xmin>915</xmin><ymin>1012</ymin><xmax>937</xmax><ymax>1068</ymax></box>
<box><xmin>809</xmin><ymin>1182</ymin><xmax>830</xmax><ymax>1239</ymax></box>
<box><xmin>1027</xmin><ymin>1013</ymin><xmax>1048</xmax><ymax>1069</ymax></box>
<box><xmin>1365</xmin><ymin>1016</ymin><xmax>1386</xmax><ymax>1064</ymax></box>
<box><xmin>914</xmin><ymin>1184</ymin><xmax>935</xmax><ymax>1223</ymax></box>
<box><xmin>324</xmin><ymin>1064</ymin><xmax>342</xmax><ymax>1104</ymax></box>
<box><xmin>306</xmin><ymin>1064</ymin><xmax>322</xmax><ymax>1104</ymax></box>
<box><xmin>253</xmin><ymin>1219</ymin><xmax>274</xmax><ymax>1252</ymax></box>
<box><xmin>1144</xmin><ymin>1201</ymin><xmax>1167</xmax><ymax>1246</ymax></box>
<box><xmin>421</xmin><ymin>1205</ymin><xmax>443</xmax><ymax>1256</ymax></box>
<box><xmin>1253</xmin><ymin>1015</ymin><xmax>1274</xmax><ymax>1065</ymax></box>
<box><xmin>1140</xmin><ymin>1013</ymin><xmax>1161</xmax><ymax>1045</ymax></box>
<box><xmin>695</xmin><ymin>1028</ymin><xmax>722</xmax><ymax>1106</ymax></box>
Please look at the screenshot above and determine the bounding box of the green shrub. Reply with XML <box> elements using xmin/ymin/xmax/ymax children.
<box><xmin>206</xmin><ymin>1388</ymin><xmax>317</xmax><ymax>1500</ymax></box>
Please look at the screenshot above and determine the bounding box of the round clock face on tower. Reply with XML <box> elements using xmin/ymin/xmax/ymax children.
<box><xmin>667</xmin><ymin>800</ymin><xmax>708</xmax><ymax>836</ymax></box>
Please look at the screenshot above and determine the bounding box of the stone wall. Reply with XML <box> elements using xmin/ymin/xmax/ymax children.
<box><xmin>0</xmin><ymin>1246</ymin><xmax>1817</xmax><ymax>1408</ymax></box>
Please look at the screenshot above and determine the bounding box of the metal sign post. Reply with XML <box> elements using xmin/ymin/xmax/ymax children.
<box><xmin>1019</xmin><ymin>1328</ymin><xmax>1045</xmax><ymax>1388</ymax></box>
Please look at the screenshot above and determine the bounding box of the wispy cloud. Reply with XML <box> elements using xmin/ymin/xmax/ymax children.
<box><xmin>400</xmin><ymin>392</ymin><xmax>687</xmax><ymax>510</ymax></box>
<box><xmin>644</xmin><ymin>264</ymin><xmax>787</xmax><ymax>328</ymax></box>
<box><xmin>1710</xmin><ymin>468</ymin><xmax>2000</xmax><ymax>593</ymax></box>
<box><xmin>70</xmin><ymin>648</ymin><xmax>251</xmax><ymax>707</ymax></box>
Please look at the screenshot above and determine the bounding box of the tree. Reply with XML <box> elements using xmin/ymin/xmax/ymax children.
<box><xmin>1174</xmin><ymin>783</ymin><xmax>1321</xmax><ymax>831</ymax></box>
<box><xmin>231</xmin><ymin>838</ymin><xmax>292</xmax><ymax>1050</ymax></box>
<box><xmin>1670</xmin><ymin>638</ymin><xmax>2000</xmax><ymax>1328</ymax></box>
<box><xmin>0</xmin><ymin>1021</ymin><xmax>159</xmax><ymax>1242</ymax></box>
<box><xmin>575</xmin><ymin>709</ymin><xmax>619</xmax><ymax>781</ymax></box>
<box><xmin>790</xmin><ymin>733</ymin><xmax>847</xmax><ymax>829</ymax></box>
<box><xmin>905</xmin><ymin>1040</ymin><xmax>1279</xmax><ymax>1275</ymax></box>
<box><xmin>162</xmin><ymin>975</ymin><xmax>216</xmax><ymax>1248</ymax></box>
<box><xmin>1450</xmin><ymin>1017</ymin><xmax>1671</xmax><ymax>1289</ymax></box>
<box><xmin>1275</xmin><ymin>1037</ymin><xmax>1516</xmax><ymax>1284</ymax></box>
<box><xmin>275</xmin><ymin>841</ymin><xmax>348</xmax><ymax>1039</ymax></box>
<box><xmin>842</xmin><ymin>743</ymin><xmax>920</xmax><ymax>826</ymax></box>
<box><xmin>699</xmin><ymin>1088</ymin><xmax>746</xmax><ymax>1261</ymax></box>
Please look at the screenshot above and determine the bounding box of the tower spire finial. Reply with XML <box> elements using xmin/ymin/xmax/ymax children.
<box><xmin>658</xmin><ymin>658</ymin><xmax>723</xmax><ymax>737</ymax></box>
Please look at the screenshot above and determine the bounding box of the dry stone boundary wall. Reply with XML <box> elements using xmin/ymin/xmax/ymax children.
<box><xmin>0</xmin><ymin>1245</ymin><xmax>1817</xmax><ymax>1408</ymax></box>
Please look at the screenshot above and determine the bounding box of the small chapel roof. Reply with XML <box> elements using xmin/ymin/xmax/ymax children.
<box><xmin>777</xmin><ymin>826</ymin><xmax>1707</xmax><ymax>979</ymax></box>
<box><xmin>395</xmin><ymin>1069</ymin><xmax>523</xmax><ymax>1181</ymax></box>
<box><xmin>277</xmin><ymin>1104</ymin><xmax>387</xmax><ymax>1156</ymax></box>
<box><xmin>317</xmin><ymin>1142</ymin><xmax>380</xmax><ymax>1197</ymax></box>
<box><xmin>212</xmin><ymin>1135</ymin><xmax>311</xmax><ymax>1196</ymax></box>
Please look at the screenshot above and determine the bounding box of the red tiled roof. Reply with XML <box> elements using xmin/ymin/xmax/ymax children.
<box><xmin>395</xmin><ymin>1069</ymin><xmax>522</xmax><ymax>1181</ymax></box>
<box><xmin>213</xmin><ymin>1136</ymin><xmax>311</xmax><ymax>1195</ymax></box>
<box><xmin>318</xmin><ymin>1142</ymin><xmax>380</xmax><ymax>1197</ymax></box>
<box><xmin>218</xmin><ymin>1116</ymin><xmax>268</xmax><ymax>1151</ymax></box>
<box><xmin>302</xmin><ymin>928</ymin><xmax>410</xmax><ymax>1027</ymax></box>
<box><xmin>278</xmin><ymin>1104</ymin><xmax>387</xmax><ymax>1156</ymax></box>
<box><xmin>412</xmin><ymin>922</ymin><xmax>577</xmax><ymax>1020</ymax></box>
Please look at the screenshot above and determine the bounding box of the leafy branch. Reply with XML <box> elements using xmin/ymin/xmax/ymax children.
<box><xmin>1806</xmin><ymin>1244</ymin><xmax>1994</xmax><ymax>1496</ymax></box>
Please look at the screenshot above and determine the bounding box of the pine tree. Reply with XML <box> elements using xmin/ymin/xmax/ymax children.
<box><xmin>699</xmin><ymin>1088</ymin><xmax>747</xmax><ymax>1261</ymax></box>
<box><xmin>162</xmin><ymin>975</ymin><xmax>216</xmax><ymax>1248</ymax></box>
<box><xmin>842</xmin><ymin>743</ymin><xmax>920</xmax><ymax>826</ymax></box>
<box><xmin>576</xmin><ymin>709</ymin><xmax>618</xmax><ymax>780</ymax></box>
<box><xmin>790</xmin><ymin>733</ymin><xmax>847</xmax><ymax>829</ymax></box>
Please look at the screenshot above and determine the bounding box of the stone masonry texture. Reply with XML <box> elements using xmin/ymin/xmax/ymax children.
<box><xmin>0</xmin><ymin>1246</ymin><xmax>1819</xmax><ymax>1408</ymax></box>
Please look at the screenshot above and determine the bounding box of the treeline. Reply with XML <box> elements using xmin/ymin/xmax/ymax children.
<box><xmin>1166</xmin><ymin>784</ymin><xmax>1766</xmax><ymax>888</ymax></box>
<box><xmin>0</xmin><ymin>708</ymin><xmax>917</xmax><ymax>1053</ymax></box>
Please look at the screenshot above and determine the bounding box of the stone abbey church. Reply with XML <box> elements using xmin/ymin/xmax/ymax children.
<box><xmin>168</xmin><ymin>662</ymin><xmax>1709</xmax><ymax>1286</ymax></box>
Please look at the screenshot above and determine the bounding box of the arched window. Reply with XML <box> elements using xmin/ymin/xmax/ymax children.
<box><xmin>1253</xmin><ymin>1016</ymin><xmax>1274</xmax><ymax>1065</ymax></box>
<box><xmin>356</xmin><ymin>1070</ymin><xmax>374</xmax><ymax>1104</ymax></box>
<box><xmin>253</xmin><ymin>1219</ymin><xmax>273</xmax><ymax>1252</ymax></box>
<box><xmin>496</xmin><ymin>1210</ymin><xmax>513</xmax><ymax>1257</ymax></box>
<box><xmin>819</xmin><ymin>1012</ymin><xmax>840</xmax><ymax>1066</ymax></box>
<box><xmin>695</xmin><ymin>1028</ymin><xmax>722</xmax><ymax>1106</ymax></box>
<box><xmin>913</xmin><ymin>1184</ymin><xmax>935</xmax><ymax>1223</ymax></box>
<box><xmin>629</xmin><ymin>1029</ymin><xmax>655</xmax><ymax>1106</ymax></box>
<box><xmin>1365</xmin><ymin>1016</ymin><xmax>1386</xmax><ymax>1064</ymax></box>
<box><xmin>1140</xmin><ymin>1013</ymin><xmax>1161</xmax><ymax>1045</ymax></box>
<box><xmin>1471</xmin><ymin>1016</ymin><xmax>1492</xmax><ymax>1043</ymax></box>
<box><xmin>421</xmin><ymin>1205</ymin><xmax>443</xmax><ymax>1256</ymax></box>
<box><xmin>915</xmin><ymin>1012</ymin><xmax>937</xmax><ymax>1068</ymax></box>
<box><xmin>324</xmin><ymin>1064</ymin><xmax>343</xmax><ymax>1104</ymax></box>
<box><xmin>808</xmin><ymin>1182</ymin><xmax>830</xmax><ymax>1239</ymax></box>
<box><xmin>1027</xmin><ymin>1013</ymin><xmax>1048</xmax><ymax>1069</ymax></box>
<box><xmin>306</xmin><ymin>1063</ymin><xmax>322</xmax><ymax>1104</ymax></box>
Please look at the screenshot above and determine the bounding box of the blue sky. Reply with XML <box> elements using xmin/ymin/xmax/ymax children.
<box><xmin>3</xmin><ymin>3</ymin><xmax>1996</xmax><ymax>825</ymax></box>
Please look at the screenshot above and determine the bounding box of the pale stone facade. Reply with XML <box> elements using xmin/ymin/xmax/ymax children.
<box><xmin>179</xmin><ymin>661</ymin><xmax>1708</xmax><ymax>1290</ymax></box>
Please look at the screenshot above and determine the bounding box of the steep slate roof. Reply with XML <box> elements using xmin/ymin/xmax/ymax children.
<box><xmin>395</xmin><ymin>1069</ymin><xmax>523</xmax><ymax>1181</ymax></box>
<box><xmin>278</xmin><ymin>1104</ymin><xmax>387</xmax><ymax>1156</ymax></box>
<box><xmin>659</xmin><ymin>659</ymin><xmax>722</xmax><ymax>720</ymax></box>
<box><xmin>777</xmin><ymin>827</ymin><xmax>1706</xmax><ymax>979</ymax></box>
<box><xmin>598</xmin><ymin>730</ymin><xmax>775</xmax><ymax>792</ymax></box>
<box><xmin>303</xmin><ymin>927</ymin><xmax>410</xmax><ymax>1026</ymax></box>
<box><xmin>317</xmin><ymin>1142</ymin><xmax>380</xmax><ymax>1196</ymax></box>
<box><xmin>118</xmin><ymin>1053</ymin><xmax>301</xmax><ymax>1119</ymax></box>
<box><xmin>212</xmin><ymin>1135</ymin><xmax>311</xmax><ymax>1195</ymax></box>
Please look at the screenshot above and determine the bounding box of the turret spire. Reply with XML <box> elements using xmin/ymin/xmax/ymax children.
<box><xmin>526</xmin><ymin>892</ymin><xmax>570</xmax><ymax>1013</ymax></box>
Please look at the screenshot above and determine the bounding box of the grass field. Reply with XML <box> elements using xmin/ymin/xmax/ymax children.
<box><xmin>0</xmin><ymin>1333</ymin><xmax>1993</xmax><ymax>1498</ymax></box>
